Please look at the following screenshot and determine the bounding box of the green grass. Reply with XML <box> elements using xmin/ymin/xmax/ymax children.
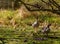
<box><xmin>0</xmin><ymin>10</ymin><xmax>60</xmax><ymax>44</ymax></box>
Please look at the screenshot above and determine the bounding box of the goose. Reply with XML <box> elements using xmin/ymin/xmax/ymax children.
<box><xmin>41</xmin><ymin>23</ymin><xmax>51</xmax><ymax>35</ymax></box>
<box><xmin>32</xmin><ymin>16</ymin><xmax>39</xmax><ymax>28</ymax></box>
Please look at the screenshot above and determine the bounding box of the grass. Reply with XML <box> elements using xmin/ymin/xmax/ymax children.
<box><xmin>0</xmin><ymin>9</ymin><xmax>60</xmax><ymax>44</ymax></box>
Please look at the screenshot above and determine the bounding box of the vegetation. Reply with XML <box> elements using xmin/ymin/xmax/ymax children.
<box><xmin>0</xmin><ymin>9</ymin><xmax>59</xmax><ymax>44</ymax></box>
<box><xmin>0</xmin><ymin>0</ymin><xmax>60</xmax><ymax>44</ymax></box>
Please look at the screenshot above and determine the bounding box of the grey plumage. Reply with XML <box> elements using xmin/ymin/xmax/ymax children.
<box><xmin>32</xmin><ymin>20</ymin><xmax>39</xmax><ymax>28</ymax></box>
<box><xmin>27</xmin><ymin>16</ymin><xmax>39</xmax><ymax>28</ymax></box>
<box><xmin>41</xmin><ymin>24</ymin><xmax>51</xmax><ymax>35</ymax></box>
<box><xmin>32</xmin><ymin>16</ymin><xmax>39</xmax><ymax>28</ymax></box>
